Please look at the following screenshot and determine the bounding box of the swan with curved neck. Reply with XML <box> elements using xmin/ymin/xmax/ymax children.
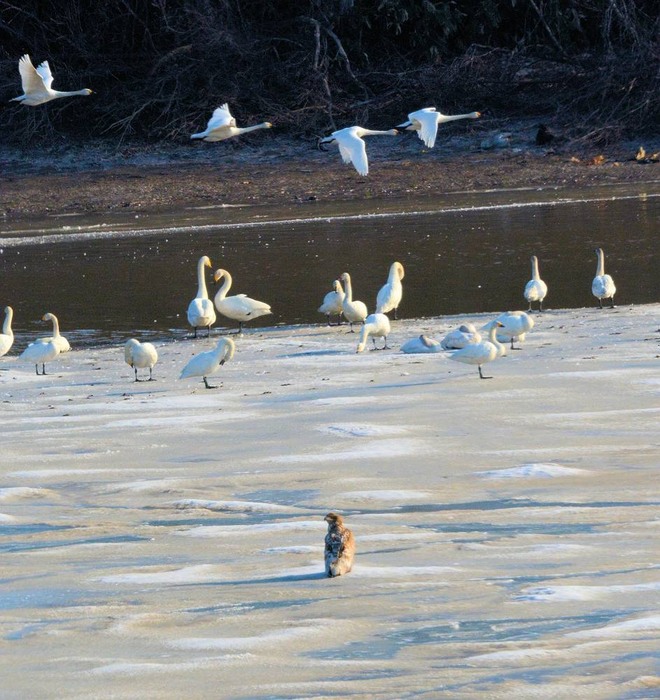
<box><xmin>356</xmin><ymin>313</ymin><xmax>391</xmax><ymax>353</ymax></box>
<box><xmin>191</xmin><ymin>104</ymin><xmax>272</xmax><ymax>142</ymax></box>
<box><xmin>441</xmin><ymin>323</ymin><xmax>482</xmax><ymax>350</ymax></box>
<box><xmin>124</xmin><ymin>339</ymin><xmax>158</xmax><ymax>382</ymax></box>
<box><xmin>318</xmin><ymin>126</ymin><xmax>399</xmax><ymax>176</ymax></box>
<box><xmin>397</xmin><ymin>107</ymin><xmax>481</xmax><ymax>148</ymax></box>
<box><xmin>187</xmin><ymin>256</ymin><xmax>216</xmax><ymax>337</ymax></box>
<box><xmin>318</xmin><ymin>279</ymin><xmax>345</xmax><ymax>326</ymax></box>
<box><xmin>11</xmin><ymin>55</ymin><xmax>92</xmax><ymax>106</ymax></box>
<box><xmin>449</xmin><ymin>321</ymin><xmax>504</xmax><ymax>379</ymax></box>
<box><xmin>524</xmin><ymin>255</ymin><xmax>548</xmax><ymax>312</ymax></box>
<box><xmin>592</xmin><ymin>248</ymin><xmax>616</xmax><ymax>308</ymax></box>
<box><xmin>213</xmin><ymin>269</ymin><xmax>271</xmax><ymax>332</ymax></box>
<box><xmin>39</xmin><ymin>312</ymin><xmax>70</xmax><ymax>352</ymax></box>
<box><xmin>0</xmin><ymin>306</ymin><xmax>14</xmax><ymax>358</ymax></box>
<box><xmin>339</xmin><ymin>272</ymin><xmax>368</xmax><ymax>331</ymax></box>
<box><xmin>376</xmin><ymin>262</ymin><xmax>405</xmax><ymax>318</ymax></box>
<box><xmin>180</xmin><ymin>337</ymin><xmax>235</xmax><ymax>389</ymax></box>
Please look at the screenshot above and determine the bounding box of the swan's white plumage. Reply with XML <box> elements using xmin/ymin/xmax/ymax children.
<box><xmin>124</xmin><ymin>339</ymin><xmax>158</xmax><ymax>381</ymax></box>
<box><xmin>20</xmin><ymin>338</ymin><xmax>60</xmax><ymax>375</ymax></box>
<box><xmin>592</xmin><ymin>248</ymin><xmax>616</xmax><ymax>308</ymax></box>
<box><xmin>440</xmin><ymin>323</ymin><xmax>482</xmax><ymax>350</ymax></box>
<box><xmin>0</xmin><ymin>306</ymin><xmax>14</xmax><ymax>358</ymax></box>
<box><xmin>449</xmin><ymin>322</ymin><xmax>503</xmax><ymax>378</ymax></box>
<box><xmin>191</xmin><ymin>104</ymin><xmax>272</xmax><ymax>142</ymax></box>
<box><xmin>180</xmin><ymin>338</ymin><xmax>235</xmax><ymax>389</ymax></box>
<box><xmin>376</xmin><ymin>262</ymin><xmax>404</xmax><ymax>317</ymax></box>
<box><xmin>11</xmin><ymin>54</ymin><xmax>92</xmax><ymax>106</ymax></box>
<box><xmin>356</xmin><ymin>313</ymin><xmax>391</xmax><ymax>353</ymax></box>
<box><xmin>524</xmin><ymin>255</ymin><xmax>548</xmax><ymax>311</ymax></box>
<box><xmin>213</xmin><ymin>269</ymin><xmax>271</xmax><ymax>331</ymax></box>
<box><xmin>340</xmin><ymin>272</ymin><xmax>368</xmax><ymax>330</ymax></box>
<box><xmin>486</xmin><ymin>311</ymin><xmax>535</xmax><ymax>349</ymax></box>
<box><xmin>187</xmin><ymin>256</ymin><xmax>216</xmax><ymax>336</ymax></box>
<box><xmin>319</xmin><ymin>126</ymin><xmax>398</xmax><ymax>176</ymax></box>
<box><xmin>397</xmin><ymin>107</ymin><xmax>481</xmax><ymax>148</ymax></box>
<box><xmin>318</xmin><ymin>280</ymin><xmax>345</xmax><ymax>324</ymax></box>
<box><xmin>400</xmin><ymin>334</ymin><xmax>442</xmax><ymax>354</ymax></box>
<box><xmin>39</xmin><ymin>312</ymin><xmax>70</xmax><ymax>352</ymax></box>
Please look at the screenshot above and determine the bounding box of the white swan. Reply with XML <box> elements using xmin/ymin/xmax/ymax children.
<box><xmin>400</xmin><ymin>334</ymin><xmax>442</xmax><ymax>354</ymax></box>
<box><xmin>356</xmin><ymin>313</ymin><xmax>391</xmax><ymax>353</ymax></box>
<box><xmin>340</xmin><ymin>272</ymin><xmax>368</xmax><ymax>331</ymax></box>
<box><xmin>11</xmin><ymin>54</ymin><xmax>92</xmax><ymax>106</ymax></box>
<box><xmin>376</xmin><ymin>261</ymin><xmax>405</xmax><ymax>319</ymax></box>
<box><xmin>318</xmin><ymin>126</ymin><xmax>398</xmax><ymax>176</ymax></box>
<box><xmin>318</xmin><ymin>279</ymin><xmax>345</xmax><ymax>326</ymax></box>
<box><xmin>449</xmin><ymin>322</ymin><xmax>504</xmax><ymax>379</ymax></box>
<box><xmin>440</xmin><ymin>323</ymin><xmax>482</xmax><ymax>350</ymax></box>
<box><xmin>397</xmin><ymin>107</ymin><xmax>480</xmax><ymax>148</ymax></box>
<box><xmin>0</xmin><ymin>306</ymin><xmax>14</xmax><ymax>358</ymax></box>
<box><xmin>180</xmin><ymin>337</ymin><xmax>235</xmax><ymax>389</ymax></box>
<box><xmin>524</xmin><ymin>255</ymin><xmax>548</xmax><ymax>312</ymax></box>
<box><xmin>187</xmin><ymin>256</ymin><xmax>216</xmax><ymax>337</ymax></box>
<box><xmin>479</xmin><ymin>320</ymin><xmax>507</xmax><ymax>357</ymax></box>
<box><xmin>124</xmin><ymin>339</ymin><xmax>158</xmax><ymax>382</ymax></box>
<box><xmin>487</xmin><ymin>311</ymin><xmax>535</xmax><ymax>350</ymax></box>
<box><xmin>592</xmin><ymin>248</ymin><xmax>616</xmax><ymax>308</ymax></box>
<box><xmin>20</xmin><ymin>338</ymin><xmax>60</xmax><ymax>376</ymax></box>
<box><xmin>213</xmin><ymin>269</ymin><xmax>272</xmax><ymax>332</ymax></box>
<box><xmin>191</xmin><ymin>104</ymin><xmax>272</xmax><ymax>142</ymax></box>
<box><xmin>39</xmin><ymin>312</ymin><xmax>70</xmax><ymax>352</ymax></box>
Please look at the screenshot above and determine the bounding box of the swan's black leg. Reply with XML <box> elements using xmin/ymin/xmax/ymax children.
<box><xmin>34</xmin><ymin>364</ymin><xmax>39</xmax><ymax>376</ymax></box>
<box><xmin>134</xmin><ymin>367</ymin><xmax>139</xmax><ymax>382</ymax></box>
<box><xmin>394</xmin><ymin>308</ymin><xmax>398</xmax><ymax>320</ymax></box>
<box><xmin>610</xmin><ymin>297</ymin><xmax>615</xmax><ymax>308</ymax></box>
<box><xmin>478</xmin><ymin>365</ymin><xmax>493</xmax><ymax>379</ymax></box>
<box><xmin>203</xmin><ymin>377</ymin><xmax>217</xmax><ymax>389</ymax></box>
<box><xmin>148</xmin><ymin>367</ymin><xmax>154</xmax><ymax>381</ymax></box>
<box><xmin>42</xmin><ymin>363</ymin><xmax>47</xmax><ymax>375</ymax></box>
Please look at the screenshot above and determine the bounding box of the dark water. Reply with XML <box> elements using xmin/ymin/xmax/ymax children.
<box><xmin>1</xmin><ymin>184</ymin><xmax>658</xmax><ymax>349</ymax></box>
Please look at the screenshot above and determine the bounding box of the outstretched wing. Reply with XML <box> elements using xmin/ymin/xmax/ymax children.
<box><xmin>17</xmin><ymin>54</ymin><xmax>47</xmax><ymax>94</ymax></box>
<box><xmin>339</xmin><ymin>134</ymin><xmax>368</xmax><ymax>176</ymax></box>
<box><xmin>35</xmin><ymin>60</ymin><xmax>54</xmax><ymax>89</ymax></box>
<box><xmin>410</xmin><ymin>108</ymin><xmax>439</xmax><ymax>148</ymax></box>
<box><xmin>208</xmin><ymin>103</ymin><xmax>235</xmax><ymax>130</ymax></box>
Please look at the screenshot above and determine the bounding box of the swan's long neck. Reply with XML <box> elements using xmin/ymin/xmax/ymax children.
<box><xmin>487</xmin><ymin>325</ymin><xmax>499</xmax><ymax>343</ymax></box>
<box><xmin>215</xmin><ymin>271</ymin><xmax>232</xmax><ymax>301</ymax></box>
<box><xmin>361</xmin><ymin>129</ymin><xmax>397</xmax><ymax>137</ymax></box>
<box><xmin>2</xmin><ymin>308</ymin><xmax>13</xmax><ymax>336</ymax></box>
<box><xmin>389</xmin><ymin>263</ymin><xmax>403</xmax><ymax>283</ymax></box>
<box><xmin>342</xmin><ymin>275</ymin><xmax>353</xmax><ymax>302</ymax></box>
<box><xmin>596</xmin><ymin>249</ymin><xmax>605</xmax><ymax>276</ymax></box>
<box><xmin>197</xmin><ymin>259</ymin><xmax>209</xmax><ymax>299</ymax></box>
<box><xmin>54</xmin><ymin>89</ymin><xmax>91</xmax><ymax>98</ymax></box>
<box><xmin>438</xmin><ymin>112</ymin><xmax>480</xmax><ymax>124</ymax></box>
<box><xmin>237</xmin><ymin>123</ymin><xmax>270</xmax><ymax>135</ymax></box>
<box><xmin>217</xmin><ymin>338</ymin><xmax>235</xmax><ymax>362</ymax></box>
<box><xmin>531</xmin><ymin>256</ymin><xmax>540</xmax><ymax>280</ymax></box>
<box><xmin>50</xmin><ymin>315</ymin><xmax>61</xmax><ymax>338</ymax></box>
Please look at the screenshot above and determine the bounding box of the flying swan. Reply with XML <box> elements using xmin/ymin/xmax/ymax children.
<box><xmin>592</xmin><ymin>247</ymin><xmax>616</xmax><ymax>308</ymax></box>
<box><xmin>180</xmin><ymin>337</ymin><xmax>235</xmax><ymax>389</ymax></box>
<box><xmin>524</xmin><ymin>255</ymin><xmax>548</xmax><ymax>312</ymax></box>
<box><xmin>213</xmin><ymin>269</ymin><xmax>272</xmax><ymax>332</ymax></box>
<box><xmin>11</xmin><ymin>54</ymin><xmax>92</xmax><ymax>106</ymax></box>
<box><xmin>340</xmin><ymin>272</ymin><xmax>368</xmax><ymax>331</ymax></box>
<box><xmin>397</xmin><ymin>107</ymin><xmax>480</xmax><ymax>148</ymax></box>
<box><xmin>191</xmin><ymin>104</ymin><xmax>272</xmax><ymax>142</ymax></box>
<box><xmin>318</xmin><ymin>279</ymin><xmax>345</xmax><ymax>326</ymax></box>
<box><xmin>124</xmin><ymin>339</ymin><xmax>158</xmax><ymax>382</ymax></box>
<box><xmin>318</xmin><ymin>126</ymin><xmax>398</xmax><ymax>176</ymax></box>
<box><xmin>0</xmin><ymin>306</ymin><xmax>14</xmax><ymax>358</ymax></box>
<box><xmin>376</xmin><ymin>262</ymin><xmax>405</xmax><ymax>319</ymax></box>
<box><xmin>187</xmin><ymin>255</ymin><xmax>217</xmax><ymax>338</ymax></box>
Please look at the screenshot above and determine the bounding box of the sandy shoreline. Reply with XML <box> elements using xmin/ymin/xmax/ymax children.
<box><xmin>1</xmin><ymin>303</ymin><xmax>659</xmax><ymax>698</ymax></box>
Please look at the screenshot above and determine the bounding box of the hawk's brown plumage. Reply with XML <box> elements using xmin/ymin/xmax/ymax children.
<box><xmin>324</xmin><ymin>512</ymin><xmax>355</xmax><ymax>577</ymax></box>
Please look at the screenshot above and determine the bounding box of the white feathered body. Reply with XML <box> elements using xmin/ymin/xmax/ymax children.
<box><xmin>440</xmin><ymin>323</ymin><xmax>481</xmax><ymax>350</ymax></box>
<box><xmin>400</xmin><ymin>334</ymin><xmax>442</xmax><ymax>354</ymax></box>
<box><xmin>376</xmin><ymin>262</ymin><xmax>404</xmax><ymax>315</ymax></box>
<box><xmin>0</xmin><ymin>306</ymin><xmax>14</xmax><ymax>357</ymax></box>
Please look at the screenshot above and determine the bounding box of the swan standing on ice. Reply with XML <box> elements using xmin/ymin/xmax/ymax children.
<box><xmin>187</xmin><ymin>256</ymin><xmax>216</xmax><ymax>338</ymax></box>
<box><xmin>490</xmin><ymin>311</ymin><xmax>535</xmax><ymax>350</ymax></box>
<box><xmin>124</xmin><ymin>339</ymin><xmax>158</xmax><ymax>382</ymax></box>
<box><xmin>400</xmin><ymin>334</ymin><xmax>442</xmax><ymax>354</ymax></box>
<box><xmin>449</xmin><ymin>321</ymin><xmax>504</xmax><ymax>379</ymax></box>
<box><xmin>180</xmin><ymin>337</ymin><xmax>235</xmax><ymax>389</ymax></box>
<box><xmin>376</xmin><ymin>262</ymin><xmax>405</xmax><ymax>319</ymax></box>
<box><xmin>213</xmin><ymin>269</ymin><xmax>272</xmax><ymax>332</ymax></box>
<box><xmin>440</xmin><ymin>323</ymin><xmax>482</xmax><ymax>350</ymax></box>
<box><xmin>191</xmin><ymin>104</ymin><xmax>272</xmax><ymax>142</ymax></box>
<box><xmin>20</xmin><ymin>338</ymin><xmax>60</xmax><ymax>376</ymax></box>
<box><xmin>592</xmin><ymin>248</ymin><xmax>617</xmax><ymax>308</ymax></box>
<box><xmin>397</xmin><ymin>107</ymin><xmax>481</xmax><ymax>148</ymax></box>
<box><xmin>318</xmin><ymin>279</ymin><xmax>345</xmax><ymax>326</ymax></box>
<box><xmin>0</xmin><ymin>306</ymin><xmax>14</xmax><ymax>358</ymax></box>
<box><xmin>318</xmin><ymin>126</ymin><xmax>398</xmax><ymax>176</ymax></box>
<box><xmin>39</xmin><ymin>312</ymin><xmax>70</xmax><ymax>352</ymax></box>
<box><xmin>356</xmin><ymin>313</ymin><xmax>391</xmax><ymax>353</ymax></box>
<box><xmin>11</xmin><ymin>54</ymin><xmax>92</xmax><ymax>106</ymax></box>
<box><xmin>340</xmin><ymin>272</ymin><xmax>368</xmax><ymax>331</ymax></box>
<box><xmin>524</xmin><ymin>255</ymin><xmax>548</xmax><ymax>312</ymax></box>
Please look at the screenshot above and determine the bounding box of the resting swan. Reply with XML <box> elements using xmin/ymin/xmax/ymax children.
<box><xmin>187</xmin><ymin>256</ymin><xmax>216</xmax><ymax>337</ymax></box>
<box><xmin>11</xmin><ymin>54</ymin><xmax>92</xmax><ymax>106</ymax></box>
<box><xmin>318</xmin><ymin>126</ymin><xmax>398</xmax><ymax>176</ymax></box>
<box><xmin>39</xmin><ymin>312</ymin><xmax>70</xmax><ymax>352</ymax></box>
<box><xmin>0</xmin><ymin>306</ymin><xmax>14</xmax><ymax>358</ymax></box>
<box><xmin>191</xmin><ymin>104</ymin><xmax>272</xmax><ymax>142</ymax></box>
<box><xmin>592</xmin><ymin>248</ymin><xmax>616</xmax><ymax>308</ymax></box>
<box><xmin>340</xmin><ymin>272</ymin><xmax>368</xmax><ymax>331</ymax></box>
<box><xmin>449</xmin><ymin>322</ymin><xmax>504</xmax><ymax>379</ymax></box>
<box><xmin>213</xmin><ymin>269</ymin><xmax>272</xmax><ymax>332</ymax></box>
<box><xmin>318</xmin><ymin>279</ymin><xmax>345</xmax><ymax>326</ymax></box>
<box><xmin>356</xmin><ymin>313</ymin><xmax>391</xmax><ymax>353</ymax></box>
<box><xmin>376</xmin><ymin>262</ymin><xmax>404</xmax><ymax>319</ymax></box>
<box><xmin>524</xmin><ymin>255</ymin><xmax>548</xmax><ymax>312</ymax></box>
<box><xmin>124</xmin><ymin>339</ymin><xmax>158</xmax><ymax>382</ymax></box>
<box><xmin>400</xmin><ymin>334</ymin><xmax>442</xmax><ymax>354</ymax></box>
<box><xmin>486</xmin><ymin>311</ymin><xmax>534</xmax><ymax>350</ymax></box>
<box><xmin>397</xmin><ymin>107</ymin><xmax>480</xmax><ymax>148</ymax></box>
<box><xmin>20</xmin><ymin>338</ymin><xmax>60</xmax><ymax>376</ymax></box>
<box><xmin>180</xmin><ymin>337</ymin><xmax>235</xmax><ymax>389</ymax></box>
<box><xmin>440</xmin><ymin>323</ymin><xmax>481</xmax><ymax>350</ymax></box>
